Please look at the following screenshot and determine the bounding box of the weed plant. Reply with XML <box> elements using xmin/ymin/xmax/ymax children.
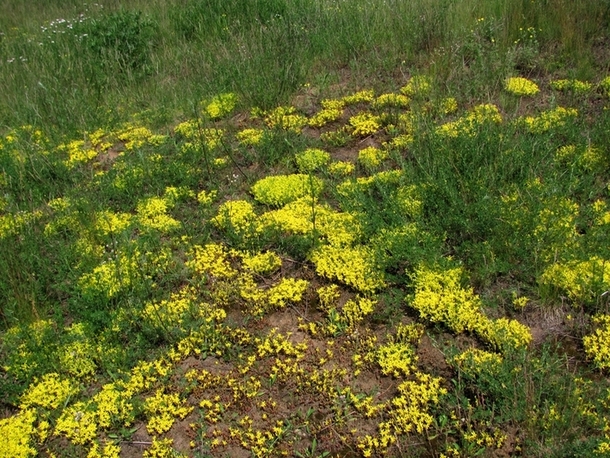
<box><xmin>1</xmin><ymin>1</ymin><xmax>610</xmax><ymax>457</ymax></box>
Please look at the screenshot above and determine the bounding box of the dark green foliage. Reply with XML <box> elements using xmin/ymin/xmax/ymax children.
<box><xmin>76</xmin><ymin>10</ymin><xmax>158</xmax><ymax>81</ymax></box>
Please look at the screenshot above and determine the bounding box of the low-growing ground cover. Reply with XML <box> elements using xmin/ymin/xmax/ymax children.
<box><xmin>1</xmin><ymin>1</ymin><xmax>610</xmax><ymax>458</ymax></box>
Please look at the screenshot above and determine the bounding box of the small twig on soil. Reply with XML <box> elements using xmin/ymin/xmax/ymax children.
<box><xmin>290</xmin><ymin>304</ymin><xmax>309</xmax><ymax>322</ymax></box>
<box><xmin>121</xmin><ymin>441</ymin><xmax>152</xmax><ymax>446</ymax></box>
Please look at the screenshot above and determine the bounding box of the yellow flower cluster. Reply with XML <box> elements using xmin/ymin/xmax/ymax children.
<box><xmin>264</xmin><ymin>106</ymin><xmax>307</xmax><ymax>132</ymax></box>
<box><xmin>308</xmin><ymin>99</ymin><xmax>344</xmax><ymax>127</ymax></box>
<box><xmin>175</xmin><ymin>120</ymin><xmax>225</xmax><ymax>150</ymax></box>
<box><xmin>136</xmin><ymin>196</ymin><xmax>181</xmax><ymax>233</ymax></box>
<box><xmin>78</xmin><ymin>249</ymin><xmax>140</xmax><ymax>300</ymax></box>
<box><xmin>196</xmin><ymin>189</ymin><xmax>217</xmax><ymax>206</ymax></box>
<box><xmin>142</xmin><ymin>288</ymin><xmax>195</xmax><ymax>331</ymax></box>
<box><xmin>540</xmin><ymin>257</ymin><xmax>610</xmax><ymax>305</ymax></box>
<box><xmin>592</xmin><ymin>200</ymin><xmax>610</xmax><ymax>226</ymax></box>
<box><xmin>93</xmin><ymin>210</ymin><xmax>131</xmax><ymax>236</ymax></box>
<box><xmin>144</xmin><ymin>389</ymin><xmax>193</xmax><ymax>435</ymax></box>
<box><xmin>385</xmin><ymin>133</ymin><xmax>413</xmax><ymax>150</ymax></box>
<box><xmin>583</xmin><ymin>315</ymin><xmax>610</xmax><ymax>370</ymax></box>
<box><xmin>453</xmin><ymin>348</ymin><xmax>503</xmax><ymax>377</ymax></box>
<box><xmin>349</xmin><ymin>112</ymin><xmax>382</xmax><ymax>137</ymax></box>
<box><xmin>20</xmin><ymin>372</ymin><xmax>78</xmax><ymax>410</ymax></box>
<box><xmin>54</xmin><ymin>401</ymin><xmax>98</xmax><ymax>444</ymax></box>
<box><xmin>377</xmin><ymin>341</ymin><xmax>417</xmax><ymax>378</ymax></box>
<box><xmin>2</xmin><ymin>319</ymin><xmax>54</xmax><ymax>379</ymax></box>
<box><xmin>337</xmin><ymin>170</ymin><xmax>404</xmax><ymax>199</ymax></box>
<box><xmin>320</xmin><ymin>126</ymin><xmax>351</xmax><ymax>146</ymax></box>
<box><xmin>251</xmin><ymin>174</ymin><xmax>323</xmax><ymax>206</ymax></box>
<box><xmin>512</xmin><ymin>294</ymin><xmax>529</xmax><ymax>309</ymax></box>
<box><xmin>60</xmin><ymin>139</ymin><xmax>98</xmax><ymax>169</ymax></box>
<box><xmin>0</xmin><ymin>210</ymin><xmax>42</xmax><ymax>240</ymax></box>
<box><xmin>328</xmin><ymin>160</ymin><xmax>355</xmax><ymax>176</ymax></box>
<box><xmin>312</xmin><ymin>294</ymin><xmax>377</xmax><ymax>336</ymax></box>
<box><xmin>580</xmin><ymin>147</ymin><xmax>605</xmax><ymax>174</ymax></box>
<box><xmin>358</xmin><ymin>146</ymin><xmax>389</xmax><ymax>170</ymax></box>
<box><xmin>295</xmin><ymin>148</ymin><xmax>331</xmax><ymax>172</ymax></box>
<box><xmin>118</xmin><ymin>124</ymin><xmax>167</xmax><ymax>151</ymax></box>
<box><xmin>236</xmin><ymin>128</ymin><xmax>264</xmax><ymax>146</ymax></box>
<box><xmin>59</xmin><ymin>324</ymin><xmax>97</xmax><ymax>379</ymax></box>
<box><xmin>317</xmin><ymin>284</ymin><xmax>341</xmax><ymax>309</ymax></box>
<box><xmin>504</xmin><ymin>77</ymin><xmax>540</xmax><ymax>96</ymax></box>
<box><xmin>479</xmin><ymin>318</ymin><xmax>533</xmax><ymax>353</ymax></box>
<box><xmin>213</xmin><ymin>193</ymin><xmax>360</xmax><ymax>252</ymax></box>
<box><xmin>186</xmin><ymin>243</ymin><xmax>238</xmax><ymax>280</ymax></box>
<box><xmin>523</xmin><ymin>106</ymin><xmax>577</xmax><ymax>133</ymax></box>
<box><xmin>440</xmin><ymin>97</ymin><xmax>458</xmax><ymax>115</ymax></box>
<box><xmin>411</xmin><ymin>265</ymin><xmax>531</xmax><ymax>351</ymax></box>
<box><xmin>229</xmin><ymin>418</ymin><xmax>289</xmax><ymax>457</ymax></box>
<box><xmin>0</xmin><ymin>409</ymin><xmax>37</xmax><ymax>458</ymax></box>
<box><xmin>436</xmin><ymin>103</ymin><xmax>502</xmax><ymax>138</ymax></box>
<box><xmin>550</xmin><ymin>79</ymin><xmax>593</xmax><ymax>94</ymax></box>
<box><xmin>164</xmin><ymin>186</ymin><xmax>195</xmax><ymax>205</ymax></box>
<box><xmin>463</xmin><ymin>429</ymin><xmax>507</xmax><ymax>449</ymax></box>
<box><xmin>92</xmin><ymin>383</ymin><xmax>133</xmax><ymax>429</ymax></box>
<box><xmin>204</xmin><ymin>92</ymin><xmax>238</xmax><ymax>119</ymax></box>
<box><xmin>342</xmin><ymin>297</ymin><xmax>376</xmax><ymax>328</ymax></box>
<box><xmin>373</xmin><ymin>93</ymin><xmax>410</xmax><ymax>109</ymax></box>
<box><xmin>342</xmin><ymin>89</ymin><xmax>375</xmax><ymax>105</ymax></box>
<box><xmin>144</xmin><ymin>437</ymin><xmax>185</xmax><ymax>458</ymax></box>
<box><xmin>211</xmin><ymin>200</ymin><xmax>259</xmax><ymax>240</ymax></box>
<box><xmin>410</xmin><ymin>265</ymin><xmax>483</xmax><ymax>334</ymax></box>
<box><xmin>401</xmin><ymin>75</ymin><xmax>432</xmax><ymax>97</ymax></box>
<box><xmin>86</xmin><ymin>442</ymin><xmax>121</xmax><ymax>458</ymax></box>
<box><xmin>311</xmin><ymin>245</ymin><xmax>385</xmax><ymax>293</ymax></box>
<box><xmin>601</xmin><ymin>76</ymin><xmax>610</xmax><ymax>95</ymax></box>
<box><xmin>240</xmin><ymin>275</ymin><xmax>309</xmax><ymax>316</ymax></box>
<box><xmin>357</xmin><ymin>372</ymin><xmax>446</xmax><ymax>456</ymax></box>
<box><xmin>241</xmin><ymin>251</ymin><xmax>282</xmax><ymax>276</ymax></box>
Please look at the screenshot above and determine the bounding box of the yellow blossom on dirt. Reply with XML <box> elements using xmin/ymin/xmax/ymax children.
<box><xmin>0</xmin><ymin>409</ymin><xmax>37</xmax><ymax>458</ymax></box>
<box><xmin>358</xmin><ymin>146</ymin><xmax>388</xmax><ymax>170</ymax></box>
<box><xmin>236</xmin><ymin>127</ymin><xmax>264</xmax><ymax>146</ymax></box>
<box><xmin>204</xmin><ymin>93</ymin><xmax>238</xmax><ymax>119</ymax></box>
<box><xmin>349</xmin><ymin>112</ymin><xmax>382</xmax><ymax>136</ymax></box>
<box><xmin>251</xmin><ymin>174</ymin><xmax>323</xmax><ymax>206</ymax></box>
<box><xmin>311</xmin><ymin>245</ymin><xmax>385</xmax><ymax>293</ymax></box>
<box><xmin>583</xmin><ymin>315</ymin><xmax>610</xmax><ymax>370</ymax></box>
<box><xmin>505</xmin><ymin>77</ymin><xmax>540</xmax><ymax>96</ymax></box>
<box><xmin>145</xmin><ymin>389</ymin><xmax>193</xmax><ymax>435</ymax></box>
<box><xmin>20</xmin><ymin>372</ymin><xmax>78</xmax><ymax>410</ymax></box>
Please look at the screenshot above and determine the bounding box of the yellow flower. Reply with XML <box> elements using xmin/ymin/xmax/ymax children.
<box><xmin>349</xmin><ymin>112</ymin><xmax>381</xmax><ymax>137</ymax></box>
<box><xmin>311</xmin><ymin>245</ymin><xmax>385</xmax><ymax>293</ymax></box>
<box><xmin>236</xmin><ymin>128</ymin><xmax>264</xmax><ymax>146</ymax></box>
<box><xmin>0</xmin><ymin>409</ymin><xmax>37</xmax><ymax>458</ymax></box>
<box><xmin>241</xmin><ymin>251</ymin><xmax>282</xmax><ymax>276</ymax></box>
<box><xmin>583</xmin><ymin>315</ymin><xmax>610</xmax><ymax>370</ymax></box>
<box><xmin>308</xmin><ymin>99</ymin><xmax>344</xmax><ymax>127</ymax></box>
<box><xmin>203</xmin><ymin>93</ymin><xmax>238</xmax><ymax>119</ymax></box>
<box><xmin>358</xmin><ymin>146</ymin><xmax>388</xmax><ymax>170</ymax></box>
<box><xmin>550</xmin><ymin>79</ymin><xmax>592</xmax><ymax>94</ymax></box>
<box><xmin>328</xmin><ymin>161</ymin><xmax>355</xmax><ymax>176</ymax></box>
<box><xmin>265</xmin><ymin>106</ymin><xmax>307</xmax><ymax>132</ymax></box>
<box><xmin>373</xmin><ymin>93</ymin><xmax>410</xmax><ymax>109</ymax></box>
<box><xmin>144</xmin><ymin>390</ymin><xmax>193</xmax><ymax>435</ymax></box>
<box><xmin>523</xmin><ymin>106</ymin><xmax>577</xmax><ymax>133</ymax></box>
<box><xmin>342</xmin><ymin>89</ymin><xmax>375</xmax><ymax>105</ymax></box>
<box><xmin>400</xmin><ymin>76</ymin><xmax>432</xmax><ymax>97</ymax></box>
<box><xmin>295</xmin><ymin>148</ymin><xmax>331</xmax><ymax>173</ymax></box>
<box><xmin>251</xmin><ymin>174</ymin><xmax>323</xmax><ymax>207</ymax></box>
<box><xmin>505</xmin><ymin>77</ymin><xmax>540</xmax><ymax>96</ymax></box>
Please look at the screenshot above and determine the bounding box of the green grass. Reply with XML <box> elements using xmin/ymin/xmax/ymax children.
<box><xmin>1</xmin><ymin>1</ymin><xmax>610</xmax><ymax>457</ymax></box>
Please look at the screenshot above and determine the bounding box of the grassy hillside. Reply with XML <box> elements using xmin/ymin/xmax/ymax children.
<box><xmin>1</xmin><ymin>1</ymin><xmax>610</xmax><ymax>457</ymax></box>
